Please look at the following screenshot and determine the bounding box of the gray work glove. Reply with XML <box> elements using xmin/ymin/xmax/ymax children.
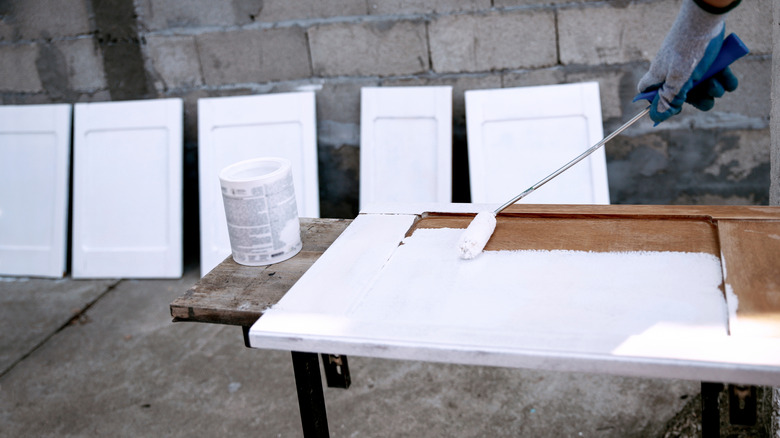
<box><xmin>638</xmin><ymin>0</ymin><xmax>740</xmax><ymax>124</ymax></box>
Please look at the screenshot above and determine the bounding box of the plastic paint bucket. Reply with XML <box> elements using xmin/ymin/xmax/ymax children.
<box><xmin>218</xmin><ymin>157</ymin><xmax>302</xmax><ymax>266</ymax></box>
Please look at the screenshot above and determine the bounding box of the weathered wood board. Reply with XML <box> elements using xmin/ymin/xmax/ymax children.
<box><xmin>171</xmin><ymin>218</ymin><xmax>351</xmax><ymax>327</ymax></box>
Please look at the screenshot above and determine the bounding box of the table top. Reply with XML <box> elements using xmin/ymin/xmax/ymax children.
<box><xmin>247</xmin><ymin>203</ymin><xmax>780</xmax><ymax>386</ymax></box>
<box><xmin>170</xmin><ymin>218</ymin><xmax>352</xmax><ymax>327</ymax></box>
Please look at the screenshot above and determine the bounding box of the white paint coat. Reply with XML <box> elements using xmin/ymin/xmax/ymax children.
<box><xmin>72</xmin><ymin>99</ymin><xmax>182</xmax><ymax>279</ymax></box>
<box><xmin>251</xmin><ymin>209</ymin><xmax>780</xmax><ymax>386</ymax></box>
<box><xmin>0</xmin><ymin>104</ymin><xmax>71</xmax><ymax>278</ymax></box>
<box><xmin>360</xmin><ymin>86</ymin><xmax>452</xmax><ymax>208</ymax></box>
<box><xmin>465</xmin><ymin>82</ymin><xmax>610</xmax><ymax>205</ymax></box>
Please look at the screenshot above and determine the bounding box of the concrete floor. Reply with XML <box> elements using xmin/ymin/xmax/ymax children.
<box><xmin>0</xmin><ymin>263</ymin><xmax>770</xmax><ymax>437</ymax></box>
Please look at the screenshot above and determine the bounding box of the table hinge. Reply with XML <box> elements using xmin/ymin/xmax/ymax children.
<box><xmin>728</xmin><ymin>384</ymin><xmax>757</xmax><ymax>426</ymax></box>
<box><xmin>321</xmin><ymin>354</ymin><xmax>351</xmax><ymax>389</ymax></box>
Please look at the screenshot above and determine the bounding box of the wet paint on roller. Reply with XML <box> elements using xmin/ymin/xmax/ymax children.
<box><xmin>456</xmin><ymin>211</ymin><xmax>496</xmax><ymax>259</ymax></box>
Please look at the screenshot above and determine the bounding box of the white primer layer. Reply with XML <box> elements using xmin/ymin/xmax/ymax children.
<box><xmin>251</xmin><ymin>225</ymin><xmax>780</xmax><ymax>385</ymax></box>
<box><xmin>353</xmin><ymin>228</ymin><xmax>728</xmax><ymax>341</ymax></box>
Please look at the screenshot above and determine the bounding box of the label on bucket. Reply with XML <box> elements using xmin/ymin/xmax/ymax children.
<box><xmin>221</xmin><ymin>167</ymin><xmax>301</xmax><ymax>266</ymax></box>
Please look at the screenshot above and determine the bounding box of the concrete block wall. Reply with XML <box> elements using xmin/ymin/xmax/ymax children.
<box><xmin>0</xmin><ymin>0</ymin><xmax>773</xmax><ymax>235</ymax></box>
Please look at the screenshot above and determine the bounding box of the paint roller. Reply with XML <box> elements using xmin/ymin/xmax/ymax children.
<box><xmin>457</xmin><ymin>33</ymin><xmax>749</xmax><ymax>260</ymax></box>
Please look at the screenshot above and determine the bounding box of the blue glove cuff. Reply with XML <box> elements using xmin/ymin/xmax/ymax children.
<box><xmin>693</xmin><ymin>0</ymin><xmax>741</xmax><ymax>14</ymax></box>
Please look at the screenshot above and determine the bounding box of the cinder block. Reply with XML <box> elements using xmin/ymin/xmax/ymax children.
<box><xmin>0</xmin><ymin>18</ymin><xmax>13</xmax><ymax>41</ymax></box>
<box><xmin>145</xmin><ymin>35</ymin><xmax>203</xmax><ymax>91</ymax></box>
<box><xmin>503</xmin><ymin>67</ymin><xmax>625</xmax><ymax>119</ymax></box>
<box><xmin>315</xmin><ymin>79</ymin><xmax>379</xmax><ymax>149</ymax></box>
<box><xmin>309</xmin><ymin>20</ymin><xmax>429</xmax><ymax>77</ymax></box>
<box><xmin>727</xmin><ymin>0</ymin><xmax>772</xmax><ymax>55</ymax></box>
<box><xmin>559</xmin><ymin>0</ymin><xmax>680</xmax><ymax>65</ymax></box>
<box><xmin>318</xmin><ymin>79</ymin><xmax>379</xmax><ymax>125</ymax></box>
<box><xmin>57</xmin><ymin>38</ymin><xmax>107</xmax><ymax>91</ymax></box>
<box><xmin>380</xmin><ymin>73</ymin><xmax>502</xmax><ymax>123</ymax></box>
<box><xmin>502</xmin><ymin>67</ymin><xmax>566</xmax><ymax>89</ymax></box>
<box><xmin>607</xmin><ymin>128</ymin><xmax>770</xmax><ymax>205</ymax></box>
<box><xmin>429</xmin><ymin>10</ymin><xmax>556</xmax><ymax>73</ymax></box>
<box><xmin>704</xmin><ymin>129</ymin><xmax>770</xmax><ymax>183</ymax></box>
<box><xmin>137</xmin><ymin>0</ymin><xmax>248</xmax><ymax>31</ymax></box>
<box><xmin>256</xmin><ymin>0</ymin><xmax>367</xmax><ymax>22</ymax></box>
<box><xmin>0</xmin><ymin>94</ymin><xmax>53</xmax><ymax>106</ymax></box>
<box><xmin>717</xmin><ymin>56</ymin><xmax>771</xmax><ymax>119</ymax></box>
<box><xmin>73</xmin><ymin>90</ymin><xmax>112</xmax><ymax>103</ymax></box>
<box><xmin>11</xmin><ymin>0</ymin><xmax>91</xmax><ymax>39</ymax></box>
<box><xmin>0</xmin><ymin>44</ymin><xmax>43</xmax><ymax>92</ymax></box>
<box><xmin>197</xmin><ymin>27</ymin><xmax>311</xmax><ymax>86</ymax></box>
<box><xmin>496</xmin><ymin>0</ymin><xmax>599</xmax><ymax>4</ymax></box>
<box><xmin>368</xmin><ymin>0</ymin><xmax>490</xmax><ymax>15</ymax></box>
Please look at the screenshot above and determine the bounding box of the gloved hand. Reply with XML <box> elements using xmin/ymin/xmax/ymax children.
<box><xmin>637</xmin><ymin>0</ymin><xmax>740</xmax><ymax>123</ymax></box>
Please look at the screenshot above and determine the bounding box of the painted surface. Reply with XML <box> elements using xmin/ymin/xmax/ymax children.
<box><xmin>348</xmin><ymin>228</ymin><xmax>726</xmax><ymax>341</ymax></box>
<box><xmin>0</xmin><ymin>104</ymin><xmax>71</xmax><ymax>278</ymax></box>
<box><xmin>360</xmin><ymin>86</ymin><xmax>452</xmax><ymax>208</ymax></box>
<box><xmin>465</xmin><ymin>82</ymin><xmax>609</xmax><ymax>205</ymax></box>
<box><xmin>72</xmin><ymin>99</ymin><xmax>182</xmax><ymax>279</ymax></box>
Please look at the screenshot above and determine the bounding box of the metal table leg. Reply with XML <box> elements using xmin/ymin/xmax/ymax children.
<box><xmin>291</xmin><ymin>351</ymin><xmax>330</xmax><ymax>438</ymax></box>
<box><xmin>701</xmin><ymin>382</ymin><xmax>723</xmax><ymax>438</ymax></box>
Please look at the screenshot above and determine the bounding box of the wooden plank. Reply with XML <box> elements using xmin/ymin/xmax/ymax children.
<box><xmin>494</xmin><ymin>204</ymin><xmax>780</xmax><ymax>221</ymax></box>
<box><xmin>170</xmin><ymin>218</ymin><xmax>351</xmax><ymax>327</ymax></box>
<box><xmin>719</xmin><ymin>220</ymin><xmax>780</xmax><ymax>337</ymax></box>
<box><xmin>415</xmin><ymin>215</ymin><xmax>720</xmax><ymax>255</ymax></box>
<box><xmin>360</xmin><ymin>202</ymin><xmax>780</xmax><ymax>220</ymax></box>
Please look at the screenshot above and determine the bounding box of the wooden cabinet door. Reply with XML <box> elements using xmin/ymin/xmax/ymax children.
<box><xmin>0</xmin><ymin>104</ymin><xmax>71</xmax><ymax>278</ymax></box>
<box><xmin>72</xmin><ymin>99</ymin><xmax>182</xmax><ymax>279</ymax></box>
<box><xmin>466</xmin><ymin>82</ymin><xmax>609</xmax><ymax>205</ymax></box>
<box><xmin>360</xmin><ymin>86</ymin><xmax>452</xmax><ymax>208</ymax></box>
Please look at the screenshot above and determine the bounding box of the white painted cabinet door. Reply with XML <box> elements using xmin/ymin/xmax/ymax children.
<box><xmin>0</xmin><ymin>104</ymin><xmax>72</xmax><ymax>278</ymax></box>
<box><xmin>72</xmin><ymin>99</ymin><xmax>183</xmax><ymax>279</ymax></box>
<box><xmin>198</xmin><ymin>92</ymin><xmax>318</xmax><ymax>276</ymax></box>
<box><xmin>360</xmin><ymin>86</ymin><xmax>452</xmax><ymax>209</ymax></box>
<box><xmin>465</xmin><ymin>82</ymin><xmax>609</xmax><ymax>205</ymax></box>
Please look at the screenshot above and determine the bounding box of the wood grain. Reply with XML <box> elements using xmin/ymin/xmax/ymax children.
<box><xmin>718</xmin><ymin>220</ymin><xmax>780</xmax><ymax>337</ymax></box>
<box><xmin>170</xmin><ymin>218</ymin><xmax>352</xmax><ymax>327</ymax></box>
<box><xmin>426</xmin><ymin>204</ymin><xmax>780</xmax><ymax>221</ymax></box>
<box><xmin>415</xmin><ymin>215</ymin><xmax>720</xmax><ymax>254</ymax></box>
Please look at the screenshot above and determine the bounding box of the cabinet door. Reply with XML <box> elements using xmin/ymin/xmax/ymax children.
<box><xmin>360</xmin><ymin>86</ymin><xmax>452</xmax><ymax>209</ymax></box>
<box><xmin>72</xmin><ymin>99</ymin><xmax>182</xmax><ymax>279</ymax></box>
<box><xmin>198</xmin><ymin>92</ymin><xmax>318</xmax><ymax>276</ymax></box>
<box><xmin>466</xmin><ymin>82</ymin><xmax>609</xmax><ymax>205</ymax></box>
<box><xmin>0</xmin><ymin>104</ymin><xmax>71</xmax><ymax>278</ymax></box>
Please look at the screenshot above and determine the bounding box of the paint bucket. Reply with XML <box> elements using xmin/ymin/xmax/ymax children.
<box><xmin>219</xmin><ymin>157</ymin><xmax>302</xmax><ymax>266</ymax></box>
